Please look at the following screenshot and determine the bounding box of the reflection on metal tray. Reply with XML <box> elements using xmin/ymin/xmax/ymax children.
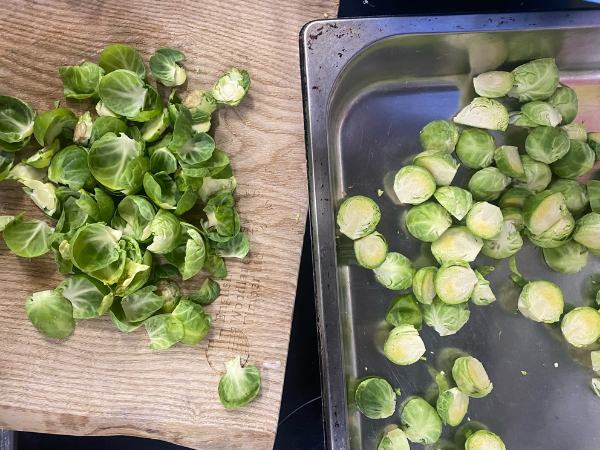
<box><xmin>301</xmin><ymin>11</ymin><xmax>600</xmax><ymax>450</ymax></box>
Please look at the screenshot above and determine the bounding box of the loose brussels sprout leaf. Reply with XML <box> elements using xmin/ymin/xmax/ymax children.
<box><xmin>435</xmin><ymin>261</ymin><xmax>478</xmax><ymax>305</ymax></box>
<box><xmin>204</xmin><ymin>253</ymin><xmax>227</xmax><ymax>278</ymax></box>
<box><xmin>144</xmin><ymin>314</ymin><xmax>185</xmax><ymax>350</ymax></box>
<box><xmin>400</xmin><ymin>397</ymin><xmax>442</xmax><ymax>444</ymax></box>
<box><xmin>508</xmin><ymin>58</ymin><xmax>559</xmax><ymax>102</ymax></box>
<box><xmin>213</xmin><ymin>68</ymin><xmax>250</xmax><ymax>106</ymax></box>
<box><xmin>201</xmin><ymin>191</ymin><xmax>240</xmax><ymax>242</ymax></box>
<box><xmin>561</xmin><ymin>307</ymin><xmax>600</xmax><ymax>347</ymax></box>
<box><xmin>165</xmin><ymin>227</ymin><xmax>207</xmax><ymax>280</ymax></box>
<box><xmin>468</xmin><ymin>168</ymin><xmax>511</xmax><ymax>202</ymax></box>
<box><xmin>149</xmin><ymin>147</ymin><xmax>178</xmax><ymax>174</ymax></box>
<box><xmin>406</xmin><ymin>202</ymin><xmax>451</xmax><ymax>243</ymax></box>
<box><xmin>423</xmin><ymin>297</ymin><xmax>470</xmax><ymax>336</ymax></box>
<box><xmin>154</xmin><ymin>279</ymin><xmax>181</xmax><ymax>313</ymax></box>
<box><xmin>526</xmin><ymin>212</ymin><xmax>575</xmax><ymax>248</ymax></box>
<box><xmin>61</xmin><ymin>196</ymin><xmax>92</xmax><ymax>232</ymax></box>
<box><xmin>21</xmin><ymin>179</ymin><xmax>59</xmax><ymax>217</ymax></box>
<box><xmin>494</xmin><ymin>145</ymin><xmax>524</xmax><ymax>177</ymax></box>
<box><xmin>218</xmin><ymin>355</ymin><xmax>261</xmax><ymax>409</ymax></box>
<box><xmin>25</xmin><ymin>289</ymin><xmax>75</xmax><ymax>339</ymax></box>
<box><xmin>48</xmin><ymin>145</ymin><xmax>95</xmax><ymax>191</ymax></box>
<box><xmin>453</xmin><ymin>97</ymin><xmax>509</xmax><ymax>131</ymax></box>
<box><xmin>183</xmin><ymin>148</ymin><xmax>229</xmax><ymax>176</ymax></box>
<box><xmin>471</xmin><ymin>268</ymin><xmax>496</xmax><ymax>305</ymax></box>
<box><xmin>76</xmin><ymin>188</ymin><xmax>115</xmax><ymax>224</ymax></box>
<box><xmin>0</xmin><ymin>95</ymin><xmax>35</xmax><ymax>144</ymax></box>
<box><xmin>433</xmin><ymin>186</ymin><xmax>473</xmax><ymax>220</ymax></box>
<box><xmin>452</xmin><ymin>356</ymin><xmax>493</xmax><ymax>398</ymax></box>
<box><xmin>523</xmin><ymin>191</ymin><xmax>568</xmax><ymax>236</ymax></box>
<box><xmin>95</xmin><ymin>100</ymin><xmax>121</xmax><ymax>118</ymax></box>
<box><xmin>130</xmin><ymin>84</ymin><xmax>163</xmax><ymax>123</ymax></box>
<box><xmin>183</xmin><ymin>280</ymin><xmax>220</xmax><ymax>309</ymax></box>
<box><xmin>214</xmin><ymin>232</ymin><xmax>250</xmax><ymax>259</ymax></box>
<box><xmin>87</xmin><ymin>244</ymin><xmax>127</xmax><ymax>285</ymax></box>
<box><xmin>547</xmin><ymin>85</ymin><xmax>578</xmax><ymax>125</ymax></box>
<box><xmin>0</xmin><ymin>136</ymin><xmax>31</xmax><ymax>152</ymax></box>
<box><xmin>431</xmin><ymin>226</ymin><xmax>483</xmax><ymax>264</ymax></box>
<box><xmin>3</xmin><ymin>213</ymin><xmax>54</xmax><ymax>258</ymax></box>
<box><xmin>592</xmin><ymin>379</ymin><xmax>600</xmax><ymax>397</ymax></box>
<box><xmin>99</xmin><ymin>70</ymin><xmax>148</xmax><ymax>118</ymax></box>
<box><xmin>98</xmin><ymin>44</ymin><xmax>146</xmax><ymax>79</ymax></box>
<box><xmin>573</xmin><ymin>212</ymin><xmax>600</xmax><ymax>251</ymax></box>
<box><xmin>147</xmin><ymin>209</ymin><xmax>182</xmax><ymax>254</ymax></box>
<box><xmin>59</xmin><ymin>62</ymin><xmax>104</xmax><ymax>100</ymax></box>
<box><xmin>560</xmin><ymin>123</ymin><xmax>587</xmax><ymax>141</ymax></box>
<box><xmin>551</xmin><ymin>140</ymin><xmax>595</xmax><ymax>179</ymax></box>
<box><xmin>141</xmin><ymin>108</ymin><xmax>170</xmax><ymax>143</ymax></box>
<box><xmin>543</xmin><ymin>240</ymin><xmax>588</xmax><ymax>274</ymax></box>
<box><xmin>33</xmin><ymin>108</ymin><xmax>77</xmax><ymax>146</ymax></box>
<box><xmin>518</xmin><ymin>280</ymin><xmax>564</xmax><ymax>323</ymax></box>
<box><xmin>149</xmin><ymin>48</ymin><xmax>187</xmax><ymax>87</ymax></box>
<box><xmin>0</xmin><ymin>152</ymin><xmax>14</xmax><ymax>181</ymax></box>
<box><xmin>393</xmin><ymin>165</ymin><xmax>436</xmax><ymax>205</ymax></box>
<box><xmin>521</xmin><ymin>101</ymin><xmax>562</xmax><ymax>127</ymax></box>
<box><xmin>354</xmin><ymin>377</ymin><xmax>396</xmax><ymax>419</ymax></box>
<box><xmin>498</xmin><ymin>187</ymin><xmax>533</xmax><ymax>210</ymax></box>
<box><xmin>58</xmin><ymin>274</ymin><xmax>113</xmax><ymax>319</ymax></box>
<box><xmin>197</xmin><ymin>176</ymin><xmax>237</xmax><ymax>203</ymax></box>
<box><xmin>336</xmin><ymin>196</ymin><xmax>381</xmax><ymax>240</ymax></box>
<box><xmin>524</xmin><ymin>126</ymin><xmax>570</xmax><ymax>165</ymax></box>
<box><xmin>384</xmin><ymin>324</ymin><xmax>425</xmax><ymax>365</ymax></box>
<box><xmin>171</xmin><ymin>299</ymin><xmax>211</xmax><ymax>345</ymax></box>
<box><xmin>108</xmin><ymin>298</ymin><xmax>144</xmax><ymax>332</ymax></box>
<box><xmin>419</xmin><ymin>120</ymin><xmax>460</xmax><ymax>153</ymax></box>
<box><xmin>465</xmin><ymin>431</ymin><xmax>506</xmax><ymax>450</ymax></box>
<box><xmin>548</xmin><ymin>179</ymin><xmax>589</xmax><ymax>216</ymax></box>
<box><xmin>70</xmin><ymin>223</ymin><xmax>122</xmax><ymax>272</ymax></box>
<box><xmin>143</xmin><ymin>171</ymin><xmax>178</xmax><ymax>210</ymax></box>
<box><xmin>117</xmin><ymin>195</ymin><xmax>155</xmax><ymax>242</ymax></box>
<box><xmin>508</xmin><ymin>111</ymin><xmax>540</xmax><ymax>128</ymax></box>
<box><xmin>385</xmin><ymin>294</ymin><xmax>423</xmax><ymax>330</ymax></box>
<box><xmin>172</xmin><ymin>131</ymin><xmax>216</xmax><ymax>167</ymax></box>
<box><xmin>121</xmin><ymin>285</ymin><xmax>164</xmax><ymax>322</ymax></box>
<box><xmin>89</xmin><ymin>116</ymin><xmax>127</xmax><ymax>145</ymax></box>
<box><xmin>437</xmin><ymin>387</ymin><xmax>469</xmax><ymax>426</ymax></box>
<box><xmin>413</xmin><ymin>151</ymin><xmax>459</xmax><ymax>186</ymax></box>
<box><xmin>183</xmin><ymin>90</ymin><xmax>218</xmax><ymax>123</ymax></box>
<box><xmin>373</xmin><ymin>252</ymin><xmax>415</xmax><ymax>290</ymax></box>
<box><xmin>455</xmin><ymin>128</ymin><xmax>495</xmax><ymax>170</ymax></box>
<box><xmin>466</xmin><ymin>202</ymin><xmax>503</xmax><ymax>239</ymax></box>
<box><xmin>482</xmin><ymin>220</ymin><xmax>523</xmax><ymax>259</ymax></box>
<box><xmin>115</xmin><ymin>251</ymin><xmax>152</xmax><ymax>297</ymax></box>
<box><xmin>412</xmin><ymin>267</ymin><xmax>437</xmax><ymax>305</ymax></box>
<box><xmin>473</xmin><ymin>71</ymin><xmax>514</xmax><ymax>98</ymax></box>
<box><xmin>378</xmin><ymin>428</ymin><xmax>410</xmax><ymax>450</ymax></box>
<box><xmin>24</xmin><ymin>139</ymin><xmax>60</xmax><ymax>169</ymax></box>
<box><xmin>0</xmin><ymin>215</ymin><xmax>15</xmax><ymax>232</ymax></box>
<box><xmin>512</xmin><ymin>155</ymin><xmax>552</xmax><ymax>193</ymax></box>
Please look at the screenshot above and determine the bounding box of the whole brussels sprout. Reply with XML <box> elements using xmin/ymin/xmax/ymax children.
<box><xmin>523</xmin><ymin>191</ymin><xmax>568</xmax><ymax>236</ymax></box>
<box><xmin>473</xmin><ymin>71</ymin><xmax>514</xmax><ymax>98</ymax></box>
<box><xmin>434</xmin><ymin>186</ymin><xmax>473</xmax><ymax>220</ymax></box>
<box><xmin>494</xmin><ymin>145</ymin><xmax>525</xmax><ymax>177</ymax></box>
<box><xmin>431</xmin><ymin>227</ymin><xmax>483</xmax><ymax>264</ymax></box>
<box><xmin>384</xmin><ymin>324</ymin><xmax>426</xmax><ymax>365</ymax></box>
<box><xmin>550</xmin><ymin>140</ymin><xmax>595</xmax><ymax>179</ymax></box>
<box><xmin>337</xmin><ymin>196</ymin><xmax>381</xmax><ymax>240</ymax></box>
<box><xmin>547</xmin><ymin>179</ymin><xmax>589</xmax><ymax>216</ymax></box>
<box><xmin>400</xmin><ymin>397</ymin><xmax>442</xmax><ymax>444</ymax></box>
<box><xmin>524</xmin><ymin>126</ymin><xmax>570</xmax><ymax>164</ymax></box>
<box><xmin>498</xmin><ymin>187</ymin><xmax>533</xmax><ymax>209</ymax></box>
<box><xmin>526</xmin><ymin>213</ymin><xmax>575</xmax><ymax>248</ymax></box>
<box><xmin>212</xmin><ymin>68</ymin><xmax>250</xmax><ymax>106</ymax></box>
<box><xmin>518</xmin><ymin>280</ymin><xmax>564</xmax><ymax>323</ymax></box>
<box><xmin>413</xmin><ymin>151</ymin><xmax>459</xmax><ymax>186</ymax></box>
<box><xmin>468</xmin><ymin>168</ymin><xmax>511</xmax><ymax>202</ymax></box>
<box><xmin>419</xmin><ymin>120</ymin><xmax>460</xmax><ymax>153</ymax></box>
<box><xmin>406</xmin><ymin>202</ymin><xmax>452</xmax><ymax>242</ymax></box>
<box><xmin>508</xmin><ymin>58</ymin><xmax>559</xmax><ymax>102</ymax></box>
<box><xmin>466</xmin><ymin>202</ymin><xmax>503</xmax><ymax>239</ymax></box>
<box><xmin>378</xmin><ymin>428</ymin><xmax>410</xmax><ymax>450</ymax></box>
<box><xmin>543</xmin><ymin>240</ymin><xmax>588</xmax><ymax>274</ymax></box>
<box><xmin>521</xmin><ymin>101</ymin><xmax>562</xmax><ymax>127</ymax></box>
<box><xmin>423</xmin><ymin>297</ymin><xmax>470</xmax><ymax>336</ymax></box>
<box><xmin>561</xmin><ymin>307</ymin><xmax>600</xmax><ymax>347</ymax></box>
<box><xmin>373</xmin><ymin>252</ymin><xmax>415</xmax><ymax>290</ymax></box>
<box><xmin>560</xmin><ymin>123</ymin><xmax>587</xmax><ymax>141</ymax></box>
<box><xmin>512</xmin><ymin>155</ymin><xmax>552</xmax><ymax>193</ymax></box>
<box><xmin>437</xmin><ymin>387</ymin><xmax>469</xmax><ymax>426</ymax></box>
<box><xmin>547</xmin><ymin>85</ymin><xmax>578</xmax><ymax>125</ymax></box>
<box><xmin>435</xmin><ymin>261</ymin><xmax>478</xmax><ymax>305</ymax></box>
<box><xmin>452</xmin><ymin>356</ymin><xmax>493</xmax><ymax>398</ymax></box>
<box><xmin>482</xmin><ymin>219</ymin><xmax>523</xmax><ymax>259</ymax></box>
<box><xmin>354</xmin><ymin>231</ymin><xmax>388</xmax><ymax>269</ymax></box>
<box><xmin>455</xmin><ymin>128</ymin><xmax>495</xmax><ymax>169</ymax></box>
<box><xmin>453</xmin><ymin>97</ymin><xmax>509</xmax><ymax>131</ymax></box>
<box><xmin>393</xmin><ymin>165</ymin><xmax>436</xmax><ymax>205</ymax></box>
<box><xmin>354</xmin><ymin>377</ymin><xmax>396</xmax><ymax>419</ymax></box>
<box><xmin>412</xmin><ymin>266</ymin><xmax>438</xmax><ymax>305</ymax></box>
<box><xmin>573</xmin><ymin>212</ymin><xmax>600</xmax><ymax>251</ymax></box>
<box><xmin>385</xmin><ymin>294</ymin><xmax>423</xmax><ymax>330</ymax></box>
<box><xmin>465</xmin><ymin>431</ymin><xmax>506</xmax><ymax>450</ymax></box>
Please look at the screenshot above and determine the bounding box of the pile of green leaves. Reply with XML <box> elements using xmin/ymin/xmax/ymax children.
<box><xmin>0</xmin><ymin>44</ymin><xmax>251</xmax><ymax>349</ymax></box>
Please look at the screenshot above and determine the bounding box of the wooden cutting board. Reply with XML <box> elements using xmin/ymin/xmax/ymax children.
<box><xmin>0</xmin><ymin>1</ymin><xmax>337</xmax><ymax>448</ymax></box>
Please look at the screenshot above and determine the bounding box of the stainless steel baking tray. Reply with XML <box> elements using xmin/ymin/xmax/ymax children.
<box><xmin>301</xmin><ymin>11</ymin><xmax>600</xmax><ymax>450</ymax></box>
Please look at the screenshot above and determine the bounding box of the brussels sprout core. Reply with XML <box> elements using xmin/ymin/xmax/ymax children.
<box><xmin>561</xmin><ymin>307</ymin><xmax>600</xmax><ymax>347</ymax></box>
<box><xmin>336</xmin><ymin>196</ymin><xmax>381</xmax><ymax>240</ymax></box>
<box><xmin>354</xmin><ymin>231</ymin><xmax>388</xmax><ymax>269</ymax></box>
<box><xmin>518</xmin><ymin>281</ymin><xmax>564</xmax><ymax>323</ymax></box>
<box><xmin>393</xmin><ymin>165</ymin><xmax>436</xmax><ymax>205</ymax></box>
<box><xmin>384</xmin><ymin>324</ymin><xmax>426</xmax><ymax>365</ymax></box>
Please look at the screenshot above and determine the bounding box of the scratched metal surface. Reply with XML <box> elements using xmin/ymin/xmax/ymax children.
<box><xmin>302</xmin><ymin>11</ymin><xmax>600</xmax><ymax>450</ymax></box>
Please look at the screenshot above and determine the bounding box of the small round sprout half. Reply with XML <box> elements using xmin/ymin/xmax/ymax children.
<box><xmin>573</xmin><ymin>212</ymin><xmax>600</xmax><ymax>251</ymax></box>
<box><xmin>547</xmin><ymin>85</ymin><xmax>578</xmax><ymax>125</ymax></box>
<box><xmin>337</xmin><ymin>196</ymin><xmax>381</xmax><ymax>240</ymax></box>
<box><xmin>521</xmin><ymin>101</ymin><xmax>562</xmax><ymax>127</ymax></box>
<box><xmin>419</xmin><ymin>120</ymin><xmax>460</xmax><ymax>153</ymax></box>
<box><xmin>384</xmin><ymin>324</ymin><xmax>426</xmax><ymax>365</ymax></box>
<box><xmin>400</xmin><ymin>397</ymin><xmax>443</xmax><ymax>444</ymax></box>
<box><xmin>523</xmin><ymin>191</ymin><xmax>568</xmax><ymax>236</ymax></box>
<box><xmin>468</xmin><ymin>168</ymin><xmax>511</xmax><ymax>202</ymax></box>
<box><xmin>543</xmin><ymin>240</ymin><xmax>588</xmax><ymax>274</ymax></box>
<box><xmin>378</xmin><ymin>428</ymin><xmax>410</xmax><ymax>450</ymax></box>
<box><xmin>452</xmin><ymin>356</ymin><xmax>493</xmax><ymax>398</ymax></box>
<box><xmin>436</xmin><ymin>387</ymin><xmax>469</xmax><ymax>426</ymax></box>
<box><xmin>494</xmin><ymin>145</ymin><xmax>525</xmax><ymax>177</ymax></box>
<box><xmin>518</xmin><ymin>281</ymin><xmax>564</xmax><ymax>323</ymax></box>
<box><xmin>508</xmin><ymin>58</ymin><xmax>560</xmax><ymax>102</ymax></box>
<box><xmin>434</xmin><ymin>186</ymin><xmax>473</xmax><ymax>220</ymax></box>
<box><xmin>501</xmin><ymin>207</ymin><xmax>525</xmax><ymax>231</ymax></box>
<box><xmin>561</xmin><ymin>307</ymin><xmax>600</xmax><ymax>347</ymax></box>
<box><xmin>560</xmin><ymin>123</ymin><xmax>587</xmax><ymax>141</ymax></box>
<box><xmin>473</xmin><ymin>71</ymin><xmax>514</xmax><ymax>98</ymax></box>
<box><xmin>499</xmin><ymin>187</ymin><xmax>533</xmax><ymax>209</ymax></box>
<box><xmin>406</xmin><ymin>202</ymin><xmax>452</xmax><ymax>242</ymax></box>
<box><xmin>413</xmin><ymin>151</ymin><xmax>459</xmax><ymax>186</ymax></box>
<box><xmin>453</xmin><ymin>97</ymin><xmax>509</xmax><ymax>131</ymax></box>
<box><xmin>525</xmin><ymin>126</ymin><xmax>570</xmax><ymax>164</ymax></box>
<box><xmin>393</xmin><ymin>165</ymin><xmax>436</xmax><ymax>205</ymax></box>
<box><xmin>466</xmin><ymin>202</ymin><xmax>503</xmax><ymax>239</ymax></box>
<box><xmin>511</xmin><ymin>155</ymin><xmax>552</xmax><ymax>193</ymax></box>
<box><xmin>431</xmin><ymin>226</ymin><xmax>483</xmax><ymax>264</ymax></box>
<box><xmin>548</xmin><ymin>179</ymin><xmax>589</xmax><ymax>216</ymax></box>
<box><xmin>373</xmin><ymin>252</ymin><xmax>416</xmax><ymax>290</ymax></box>
<box><xmin>550</xmin><ymin>140</ymin><xmax>595</xmax><ymax>179</ymax></box>
<box><xmin>471</xmin><ymin>268</ymin><xmax>497</xmax><ymax>306</ymax></box>
<box><xmin>526</xmin><ymin>212</ymin><xmax>575</xmax><ymax>248</ymax></box>
<box><xmin>423</xmin><ymin>297</ymin><xmax>470</xmax><ymax>336</ymax></box>
<box><xmin>482</xmin><ymin>219</ymin><xmax>523</xmax><ymax>259</ymax></box>
<box><xmin>465</xmin><ymin>431</ymin><xmax>506</xmax><ymax>450</ymax></box>
<box><xmin>354</xmin><ymin>377</ymin><xmax>396</xmax><ymax>419</ymax></box>
<box><xmin>435</xmin><ymin>261</ymin><xmax>478</xmax><ymax>305</ymax></box>
<box><xmin>354</xmin><ymin>231</ymin><xmax>388</xmax><ymax>269</ymax></box>
<box><xmin>412</xmin><ymin>266</ymin><xmax>438</xmax><ymax>305</ymax></box>
<box><xmin>455</xmin><ymin>128</ymin><xmax>496</xmax><ymax>169</ymax></box>
<box><xmin>385</xmin><ymin>294</ymin><xmax>423</xmax><ymax>330</ymax></box>
<box><xmin>587</xmin><ymin>132</ymin><xmax>600</xmax><ymax>159</ymax></box>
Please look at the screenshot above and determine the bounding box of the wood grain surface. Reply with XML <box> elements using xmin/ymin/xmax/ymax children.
<box><xmin>0</xmin><ymin>1</ymin><xmax>338</xmax><ymax>448</ymax></box>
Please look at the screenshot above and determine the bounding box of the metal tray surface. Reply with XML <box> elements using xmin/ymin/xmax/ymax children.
<box><xmin>301</xmin><ymin>11</ymin><xmax>600</xmax><ymax>450</ymax></box>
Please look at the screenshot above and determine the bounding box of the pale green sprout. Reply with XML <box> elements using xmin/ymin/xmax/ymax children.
<box><xmin>378</xmin><ymin>428</ymin><xmax>410</xmax><ymax>450</ymax></box>
<box><xmin>412</xmin><ymin>267</ymin><xmax>438</xmax><ymax>305</ymax></box>
<box><xmin>551</xmin><ymin>140</ymin><xmax>595</xmax><ymax>179</ymax></box>
<box><xmin>466</xmin><ymin>202</ymin><xmax>503</xmax><ymax>239</ymax></box>
<box><xmin>354</xmin><ymin>377</ymin><xmax>396</xmax><ymax>419</ymax></box>
<box><xmin>197</xmin><ymin>176</ymin><xmax>237</xmax><ymax>202</ymax></box>
<box><xmin>518</xmin><ymin>281</ymin><xmax>564</xmax><ymax>323</ymax></box>
<box><xmin>413</xmin><ymin>151</ymin><xmax>459</xmax><ymax>186</ymax></box>
<box><xmin>499</xmin><ymin>187</ymin><xmax>533</xmax><ymax>209</ymax></box>
<box><xmin>512</xmin><ymin>155</ymin><xmax>552</xmax><ymax>193</ymax></box>
<box><xmin>25</xmin><ymin>290</ymin><xmax>75</xmax><ymax>339</ymax></box>
<box><xmin>508</xmin><ymin>58</ymin><xmax>559</xmax><ymax>102</ymax></box>
<box><xmin>213</xmin><ymin>68</ymin><xmax>250</xmax><ymax>106</ymax></box>
<box><xmin>0</xmin><ymin>95</ymin><xmax>36</xmax><ymax>145</ymax></box>
<box><xmin>521</xmin><ymin>101</ymin><xmax>562</xmax><ymax>127</ymax></box>
<box><xmin>527</xmin><ymin>212</ymin><xmax>574</xmax><ymax>248</ymax></box>
<box><xmin>525</xmin><ymin>126</ymin><xmax>570</xmax><ymax>165</ymax></box>
<box><xmin>33</xmin><ymin>108</ymin><xmax>77</xmax><ymax>146</ymax></box>
<box><xmin>473</xmin><ymin>71</ymin><xmax>513</xmax><ymax>98</ymax></box>
<box><xmin>573</xmin><ymin>213</ymin><xmax>600</xmax><ymax>251</ymax></box>
<box><xmin>423</xmin><ymin>297</ymin><xmax>470</xmax><ymax>336</ymax></box>
<box><xmin>508</xmin><ymin>111</ymin><xmax>539</xmax><ymax>128</ymax></box>
<box><xmin>482</xmin><ymin>219</ymin><xmax>523</xmax><ymax>259</ymax></box>
<box><xmin>431</xmin><ymin>227</ymin><xmax>483</xmax><ymax>264</ymax></box>
<box><xmin>385</xmin><ymin>294</ymin><xmax>423</xmax><ymax>330</ymax></box>
<box><xmin>468</xmin><ymin>168</ymin><xmax>511</xmax><ymax>202</ymax></box>
<box><xmin>587</xmin><ymin>132</ymin><xmax>600</xmax><ymax>159</ymax></box>
<box><xmin>502</xmin><ymin>206</ymin><xmax>525</xmax><ymax>230</ymax></box>
<box><xmin>73</xmin><ymin>111</ymin><xmax>93</xmax><ymax>146</ymax></box>
<box><xmin>523</xmin><ymin>191</ymin><xmax>568</xmax><ymax>236</ymax></box>
<box><xmin>547</xmin><ymin>85</ymin><xmax>578</xmax><ymax>124</ymax></box>
<box><xmin>471</xmin><ymin>268</ymin><xmax>496</xmax><ymax>305</ymax></box>
<box><xmin>465</xmin><ymin>431</ymin><xmax>506</xmax><ymax>450</ymax></box>
<box><xmin>144</xmin><ymin>314</ymin><xmax>184</xmax><ymax>350</ymax></box>
<box><xmin>400</xmin><ymin>397</ymin><xmax>442</xmax><ymax>444</ymax></box>
<box><xmin>384</xmin><ymin>324</ymin><xmax>426</xmax><ymax>365</ymax></box>
<box><xmin>494</xmin><ymin>145</ymin><xmax>524</xmax><ymax>177</ymax></box>
<box><xmin>561</xmin><ymin>307</ymin><xmax>600</xmax><ymax>347</ymax></box>
<box><xmin>548</xmin><ymin>179</ymin><xmax>589</xmax><ymax>216</ymax></box>
<box><xmin>141</xmin><ymin>108</ymin><xmax>170</xmax><ymax>142</ymax></box>
<box><xmin>452</xmin><ymin>356</ymin><xmax>493</xmax><ymax>398</ymax></box>
<box><xmin>149</xmin><ymin>48</ymin><xmax>187</xmax><ymax>87</ymax></box>
<box><xmin>393</xmin><ymin>165</ymin><xmax>436</xmax><ymax>205</ymax></box>
<box><xmin>435</xmin><ymin>261</ymin><xmax>478</xmax><ymax>305</ymax></box>
<box><xmin>354</xmin><ymin>231</ymin><xmax>388</xmax><ymax>269</ymax></box>
<box><xmin>2</xmin><ymin>213</ymin><xmax>54</xmax><ymax>258</ymax></box>
<box><xmin>455</xmin><ymin>128</ymin><xmax>495</xmax><ymax>169</ymax></box>
<box><xmin>337</xmin><ymin>195</ymin><xmax>381</xmax><ymax>240</ymax></box>
<box><xmin>373</xmin><ymin>252</ymin><xmax>415</xmax><ymax>290</ymax></box>
<box><xmin>434</xmin><ymin>186</ymin><xmax>473</xmax><ymax>220</ymax></box>
<box><xmin>406</xmin><ymin>202</ymin><xmax>452</xmax><ymax>242</ymax></box>
<box><xmin>437</xmin><ymin>387</ymin><xmax>469</xmax><ymax>426</ymax></box>
<box><xmin>419</xmin><ymin>120</ymin><xmax>460</xmax><ymax>153</ymax></box>
<box><xmin>453</xmin><ymin>97</ymin><xmax>509</xmax><ymax>131</ymax></box>
<box><xmin>543</xmin><ymin>240</ymin><xmax>588</xmax><ymax>274</ymax></box>
<box><xmin>588</xmin><ymin>180</ymin><xmax>600</xmax><ymax>213</ymax></box>
<box><xmin>22</xmin><ymin>179</ymin><xmax>59</xmax><ymax>217</ymax></box>
<box><xmin>560</xmin><ymin>123</ymin><xmax>587</xmax><ymax>141</ymax></box>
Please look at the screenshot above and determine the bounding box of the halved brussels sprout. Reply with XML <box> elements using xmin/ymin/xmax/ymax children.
<box><xmin>561</xmin><ymin>307</ymin><xmax>600</xmax><ymax>347</ymax></box>
<box><xmin>543</xmin><ymin>240</ymin><xmax>588</xmax><ymax>274</ymax></box>
<box><xmin>406</xmin><ymin>202</ymin><xmax>452</xmax><ymax>242</ymax></box>
<box><xmin>412</xmin><ymin>267</ymin><xmax>438</xmax><ymax>305</ymax></box>
<box><xmin>523</xmin><ymin>191</ymin><xmax>568</xmax><ymax>236</ymax></box>
<box><xmin>354</xmin><ymin>377</ymin><xmax>396</xmax><ymax>419</ymax></box>
<box><xmin>494</xmin><ymin>145</ymin><xmax>525</xmax><ymax>177</ymax></box>
<box><xmin>337</xmin><ymin>195</ymin><xmax>381</xmax><ymax>240</ymax></box>
<box><xmin>413</xmin><ymin>151</ymin><xmax>459</xmax><ymax>186</ymax></box>
<box><xmin>419</xmin><ymin>120</ymin><xmax>460</xmax><ymax>153</ymax></box>
<box><xmin>548</xmin><ymin>179</ymin><xmax>589</xmax><ymax>216</ymax></box>
<box><xmin>468</xmin><ymin>168</ymin><xmax>511</xmax><ymax>202</ymax></box>
<box><xmin>547</xmin><ymin>85</ymin><xmax>578</xmax><ymax>125</ymax></box>
<box><xmin>508</xmin><ymin>58</ymin><xmax>559</xmax><ymax>102</ymax></box>
<box><xmin>384</xmin><ymin>324</ymin><xmax>426</xmax><ymax>365</ymax></box>
<box><xmin>527</xmin><ymin>212</ymin><xmax>575</xmax><ymax>248</ymax></box>
<box><xmin>518</xmin><ymin>281</ymin><xmax>564</xmax><ymax>323</ymax></box>
<box><xmin>573</xmin><ymin>212</ymin><xmax>600</xmax><ymax>251</ymax></box>
<box><xmin>400</xmin><ymin>397</ymin><xmax>442</xmax><ymax>444</ymax></box>
<box><xmin>354</xmin><ymin>231</ymin><xmax>388</xmax><ymax>269</ymax></box>
<box><xmin>588</xmin><ymin>180</ymin><xmax>600</xmax><ymax>214</ymax></box>
<box><xmin>434</xmin><ymin>186</ymin><xmax>473</xmax><ymax>220</ymax></box>
<box><xmin>466</xmin><ymin>202</ymin><xmax>503</xmax><ymax>239</ymax></box>
<box><xmin>465</xmin><ymin>431</ymin><xmax>506</xmax><ymax>450</ymax></box>
<box><xmin>0</xmin><ymin>95</ymin><xmax>36</xmax><ymax>144</ymax></box>
<box><xmin>560</xmin><ymin>123</ymin><xmax>587</xmax><ymax>141</ymax></box>
<box><xmin>453</xmin><ymin>97</ymin><xmax>509</xmax><ymax>131</ymax></box>
<box><xmin>386</xmin><ymin>294</ymin><xmax>423</xmax><ymax>330</ymax></box>
<box><xmin>524</xmin><ymin>126</ymin><xmax>570</xmax><ymax>164</ymax></box>
<box><xmin>588</xmin><ymin>132</ymin><xmax>600</xmax><ymax>159</ymax></box>
<box><xmin>373</xmin><ymin>252</ymin><xmax>415</xmax><ymax>290</ymax></box>
<box><xmin>502</xmin><ymin>207</ymin><xmax>525</xmax><ymax>231</ymax></box>
<box><xmin>437</xmin><ymin>387</ymin><xmax>469</xmax><ymax>426</ymax></box>
<box><xmin>499</xmin><ymin>187</ymin><xmax>533</xmax><ymax>210</ymax></box>
<box><xmin>512</xmin><ymin>155</ymin><xmax>552</xmax><ymax>193</ymax></box>
<box><xmin>212</xmin><ymin>68</ymin><xmax>250</xmax><ymax>106</ymax></box>
<box><xmin>423</xmin><ymin>297</ymin><xmax>470</xmax><ymax>336</ymax></box>
<box><xmin>25</xmin><ymin>289</ymin><xmax>75</xmax><ymax>339</ymax></box>
<box><xmin>473</xmin><ymin>71</ymin><xmax>513</xmax><ymax>98</ymax></box>
<box><xmin>393</xmin><ymin>165</ymin><xmax>436</xmax><ymax>205</ymax></box>
<box><xmin>431</xmin><ymin>227</ymin><xmax>483</xmax><ymax>264</ymax></box>
<box><xmin>550</xmin><ymin>140</ymin><xmax>595</xmax><ymax>179</ymax></box>
<box><xmin>521</xmin><ymin>101</ymin><xmax>562</xmax><ymax>127</ymax></box>
<box><xmin>435</xmin><ymin>261</ymin><xmax>478</xmax><ymax>305</ymax></box>
<box><xmin>452</xmin><ymin>356</ymin><xmax>493</xmax><ymax>398</ymax></box>
<box><xmin>378</xmin><ymin>428</ymin><xmax>410</xmax><ymax>450</ymax></box>
<box><xmin>509</xmin><ymin>111</ymin><xmax>539</xmax><ymax>128</ymax></box>
<box><xmin>455</xmin><ymin>128</ymin><xmax>495</xmax><ymax>169</ymax></box>
<box><xmin>149</xmin><ymin>48</ymin><xmax>186</xmax><ymax>87</ymax></box>
<box><xmin>482</xmin><ymin>219</ymin><xmax>523</xmax><ymax>259</ymax></box>
<box><xmin>471</xmin><ymin>268</ymin><xmax>496</xmax><ymax>305</ymax></box>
